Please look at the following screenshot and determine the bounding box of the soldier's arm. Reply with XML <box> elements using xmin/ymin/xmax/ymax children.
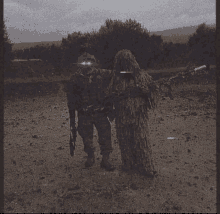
<box><xmin>104</xmin><ymin>95</ymin><xmax>115</xmax><ymax>122</ymax></box>
<box><xmin>135</xmin><ymin>72</ymin><xmax>157</xmax><ymax>94</ymax></box>
<box><xmin>136</xmin><ymin>72</ymin><xmax>159</xmax><ymax>109</ymax></box>
<box><xmin>102</xmin><ymin>70</ymin><xmax>116</xmax><ymax>121</ymax></box>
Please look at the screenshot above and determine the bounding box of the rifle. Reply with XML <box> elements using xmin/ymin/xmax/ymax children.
<box><xmin>69</xmin><ymin>110</ymin><xmax>77</xmax><ymax>156</ymax></box>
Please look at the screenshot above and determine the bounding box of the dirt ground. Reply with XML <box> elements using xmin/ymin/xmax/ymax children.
<box><xmin>4</xmin><ymin>77</ymin><xmax>216</xmax><ymax>212</ymax></box>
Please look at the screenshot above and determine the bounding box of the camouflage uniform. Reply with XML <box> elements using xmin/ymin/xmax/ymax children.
<box><xmin>65</xmin><ymin>63</ymin><xmax>115</xmax><ymax>170</ymax></box>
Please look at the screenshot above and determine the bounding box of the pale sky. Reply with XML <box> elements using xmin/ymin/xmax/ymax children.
<box><xmin>4</xmin><ymin>0</ymin><xmax>216</xmax><ymax>43</ymax></box>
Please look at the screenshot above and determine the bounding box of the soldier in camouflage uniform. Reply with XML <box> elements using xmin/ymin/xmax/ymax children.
<box><xmin>157</xmin><ymin>62</ymin><xmax>198</xmax><ymax>99</ymax></box>
<box><xmin>64</xmin><ymin>52</ymin><xmax>115</xmax><ymax>171</ymax></box>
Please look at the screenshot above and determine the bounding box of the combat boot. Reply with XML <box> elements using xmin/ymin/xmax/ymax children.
<box><xmin>100</xmin><ymin>153</ymin><xmax>115</xmax><ymax>171</ymax></box>
<box><xmin>136</xmin><ymin>165</ymin><xmax>157</xmax><ymax>178</ymax></box>
<box><xmin>121</xmin><ymin>160</ymin><xmax>131</xmax><ymax>172</ymax></box>
<box><xmin>85</xmin><ymin>152</ymin><xmax>95</xmax><ymax>168</ymax></box>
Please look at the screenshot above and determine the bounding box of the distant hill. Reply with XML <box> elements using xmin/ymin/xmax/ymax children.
<box><xmin>151</xmin><ymin>25</ymin><xmax>197</xmax><ymax>36</ymax></box>
<box><xmin>150</xmin><ymin>24</ymin><xmax>216</xmax><ymax>44</ymax></box>
<box><xmin>12</xmin><ymin>41</ymin><xmax>62</xmax><ymax>51</ymax></box>
<box><xmin>11</xmin><ymin>23</ymin><xmax>216</xmax><ymax>50</ymax></box>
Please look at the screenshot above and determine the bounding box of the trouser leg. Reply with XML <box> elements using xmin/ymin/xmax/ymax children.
<box><xmin>77</xmin><ymin>112</ymin><xmax>95</xmax><ymax>154</ymax></box>
<box><xmin>94</xmin><ymin>113</ymin><xmax>112</xmax><ymax>156</ymax></box>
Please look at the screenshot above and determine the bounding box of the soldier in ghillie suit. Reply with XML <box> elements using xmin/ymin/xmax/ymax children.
<box><xmin>110</xmin><ymin>49</ymin><xmax>159</xmax><ymax>177</ymax></box>
<box><xmin>157</xmin><ymin>62</ymin><xmax>198</xmax><ymax>99</ymax></box>
<box><xmin>63</xmin><ymin>52</ymin><xmax>115</xmax><ymax>171</ymax></box>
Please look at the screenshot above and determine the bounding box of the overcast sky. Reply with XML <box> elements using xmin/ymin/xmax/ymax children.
<box><xmin>4</xmin><ymin>0</ymin><xmax>216</xmax><ymax>43</ymax></box>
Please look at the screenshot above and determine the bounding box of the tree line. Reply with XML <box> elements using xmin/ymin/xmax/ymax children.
<box><xmin>5</xmin><ymin>19</ymin><xmax>216</xmax><ymax>71</ymax></box>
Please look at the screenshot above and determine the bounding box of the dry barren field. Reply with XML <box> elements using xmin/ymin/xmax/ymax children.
<box><xmin>4</xmin><ymin>73</ymin><xmax>216</xmax><ymax>212</ymax></box>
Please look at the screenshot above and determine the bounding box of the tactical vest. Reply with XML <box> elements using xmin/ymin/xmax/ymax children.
<box><xmin>71</xmin><ymin>68</ymin><xmax>113</xmax><ymax>114</ymax></box>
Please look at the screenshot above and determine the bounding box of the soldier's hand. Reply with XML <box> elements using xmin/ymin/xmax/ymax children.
<box><xmin>108</xmin><ymin>110</ymin><xmax>116</xmax><ymax>123</ymax></box>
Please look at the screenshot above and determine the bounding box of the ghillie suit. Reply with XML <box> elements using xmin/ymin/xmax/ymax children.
<box><xmin>63</xmin><ymin>55</ymin><xmax>115</xmax><ymax>171</ymax></box>
<box><xmin>110</xmin><ymin>49</ymin><xmax>159</xmax><ymax>177</ymax></box>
